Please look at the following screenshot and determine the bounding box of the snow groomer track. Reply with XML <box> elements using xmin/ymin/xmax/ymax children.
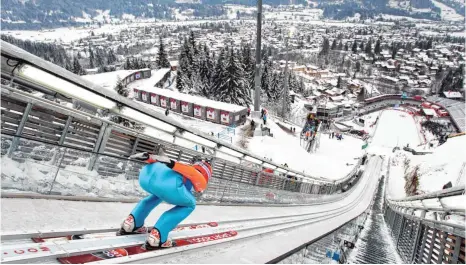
<box><xmin>1</xmin><ymin>157</ymin><xmax>383</xmax><ymax>264</ymax></box>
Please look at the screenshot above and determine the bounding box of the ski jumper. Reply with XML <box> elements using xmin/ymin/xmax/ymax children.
<box><xmin>130</xmin><ymin>161</ymin><xmax>208</xmax><ymax>243</ymax></box>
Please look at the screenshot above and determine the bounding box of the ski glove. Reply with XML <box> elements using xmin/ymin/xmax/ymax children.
<box><xmin>130</xmin><ymin>152</ymin><xmax>172</xmax><ymax>165</ymax></box>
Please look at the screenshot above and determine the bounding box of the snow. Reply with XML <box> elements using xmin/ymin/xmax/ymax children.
<box><xmin>3</xmin><ymin>20</ymin><xmax>240</xmax><ymax>44</ymax></box>
<box><xmin>224</xmin><ymin>5</ymin><xmax>256</xmax><ymax>19</ymax></box>
<box><xmin>248</xmin><ymin>116</ymin><xmax>363</xmax><ymax>180</ymax></box>
<box><xmin>370</xmin><ymin>109</ymin><xmax>466</xmax><ymax>198</ymax></box>
<box><xmin>122</xmin><ymin>13</ymin><xmax>136</xmax><ymax>21</ymax></box>
<box><xmin>82</xmin><ymin>70</ymin><xmax>139</xmax><ymax>91</ymax></box>
<box><xmin>408</xmin><ymin>136</ymin><xmax>466</xmax><ymax>193</ymax></box>
<box><xmin>387</xmin><ymin>152</ymin><xmax>408</xmax><ymax>199</ymax></box>
<box><xmin>431</xmin><ymin>0</ymin><xmax>465</xmax><ymax>21</ymax></box>
<box><xmin>368</xmin><ymin>110</ymin><xmax>421</xmax><ymax>155</ymax></box>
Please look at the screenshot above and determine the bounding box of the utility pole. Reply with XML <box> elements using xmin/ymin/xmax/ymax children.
<box><xmin>281</xmin><ymin>37</ymin><xmax>290</xmax><ymax>119</ymax></box>
<box><xmin>253</xmin><ymin>0</ymin><xmax>262</xmax><ymax>112</ymax></box>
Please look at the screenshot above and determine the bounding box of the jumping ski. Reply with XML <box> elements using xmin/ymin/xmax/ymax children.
<box><xmin>58</xmin><ymin>230</ymin><xmax>238</xmax><ymax>264</ymax></box>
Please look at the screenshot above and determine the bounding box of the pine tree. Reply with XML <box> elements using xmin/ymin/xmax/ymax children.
<box><xmin>213</xmin><ymin>48</ymin><xmax>250</xmax><ymax>106</ymax></box>
<box><xmin>241</xmin><ymin>43</ymin><xmax>255</xmax><ymax>92</ymax></box>
<box><xmin>176</xmin><ymin>69</ymin><xmax>184</xmax><ymax>92</ymax></box>
<box><xmin>355</xmin><ymin>61</ymin><xmax>361</xmax><ymax>73</ymax></box>
<box><xmin>211</xmin><ymin>48</ymin><xmax>227</xmax><ymax>97</ymax></box>
<box><xmin>198</xmin><ymin>44</ymin><xmax>213</xmax><ymax>96</ymax></box>
<box><xmin>337</xmin><ymin>76</ymin><xmax>342</xmax><ymax>88</ymax></box>
<box><xmin>365</xmin><ymin>39</ymin><xmax>372</xmax><ymax>55</ymax></box>
<box><xmin>320</xmin><ymin>37</ymin><xmax>330</xmax><ymax>56</ymax></box>
<box><xmin>156</xmin><ymin>36</ymin><xmax>170</xmax><ymax>69</ymax></box>
<box><xmin>261</xmin><ymin>56</ymin><xmax>270</xmax><ymax>98</ymax></box>
<box><xmin>132</xmin><ymin>58</ymin><xmax>139</xmax><ymax>69</ymax></box>
<box><xmin>114</xmin><ymin>78</ymin><xmax>129</xmax><ymax>97</ymax></box>
<box><xmin>345</xmin><ymin>42</ymin><xmax>349</xmax><ymax>51</ymax></box>
<box><xmin>107</xmin><ymin>49</ymin><xmax>117</xmax><ymax>65</ymax></box>
<box><xmin>352</xmin><ymin>40</ymin><xmax>358</xmax><ymax>53</ymax></box>
<box><xmin>331</xmin><ymin>39</ymin><xmax>337</xmax><ymax>50</ymax></box>
<box><xmin>392</xmin><ymin>47</ymin><xmax>398</xmax><ymax>59</ymax></box>
<box><xmin>89</xmin><ymin>47</ymin><xmax>95</xmax><ymax>68</ymax></box>
<box><xmin>178</xmin><ymin>38</ymin><xmax>195</xmax><ymax>93</ymax></box>
<box><xmin>72</xmin><ymin>57</ymin><xmax>84</xmax><ymax>75</ymax></box>
<box><xmin>125</xmin><ymin>57</ymin><xmax>132</xmax><ymax>70</ymax></box>
<box><xmin>188</xmin><ymin>31</ymin><xmax>197</xmax><ymax>56</ymax></box>
<box><xmin>337</xmin><ymin>40</ymin><xmax>343</xmax><ymax>50</ymax></box>
<box><xmin>359</xmin><ymin>41</ymin><xmax>364</xmax><ymax>51</ymax></box>
<box><xmin>95</xmin><ymin>49</ymin><xmax>105</xmax><ymax>67</ymax></box>
<box><xmin>374</xmin><ymin>39</ymin><xmax>381</xmax><ymax>54</ymax></box>
<box><xmin>269</xmin><ymin>72</ymin><xmax>280</xmax><ymax>102</ymax></box>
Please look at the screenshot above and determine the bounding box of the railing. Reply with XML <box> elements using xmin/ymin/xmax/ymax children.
<box><xmin>384</xmin><ymin>206</ymin><xmax>465</xmax><ymax>264</ymax></box>
<box><xmin>0</xmin><ymin>40</ymin><xmax>328</xmax><ymax>187</ymax></box>
<box><xmin>388</xmin><ymin>186</ymin><xmax>465</xmax><ymax>214</ymax></box>
<box><xmin>0</xmin><ymin>85</ymin><xmax>365</xmax><ymax>204</ymax></box>
<box><xmin>1</xmin><ymin>134</ymin><xmax>355</xmax><ymax>205</ymax></box>
<box><xmin>217</xmin><ymin>126</ymin><xmax>235</xmax><ymax>144</ymax></box>
<box><xmin>384</xmin><ymin>163</ymin><xmax>465</xmax><ymax>264</ymax></box>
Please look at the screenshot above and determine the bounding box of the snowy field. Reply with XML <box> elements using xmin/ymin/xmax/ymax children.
<box><xmin>2</xmin><ymin>19</ymin><xmax>241</xmax><ymax>44</ymax></box>
<box><xmin>431</xmin><ymin>0</ymin><xmax>465</xmax><ymax>21</ymax></box>
<box><xmin>82</xmin><ymin>70</ymin><xmax>138</xmax><ymax>90</ymax></box>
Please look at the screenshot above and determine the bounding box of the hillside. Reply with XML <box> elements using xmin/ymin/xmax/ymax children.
<box><xmin>388</xmin><ymin>135</ymin><xmax>465</xmax><ymax>199</ymax></box>
<box><xmin>318</xmin><ymin>0</ymin><xmax>443</xmax><ymax>21</ymax></box>
<box><xmin>1</xmin><ymin>0</ymin><xmax>307</xmax><ymax>30</ymax></box>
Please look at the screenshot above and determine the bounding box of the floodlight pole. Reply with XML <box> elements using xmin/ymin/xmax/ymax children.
<box><xmin>253</xmin><ymin>0</ymin><xmax>262</xmax><ymax>112</ymax></box>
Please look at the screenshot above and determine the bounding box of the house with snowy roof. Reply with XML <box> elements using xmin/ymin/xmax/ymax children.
<box><xmin>443</xmin><ymin>91</ymin><xmax>463</xmax><ymax>99</ymax></box>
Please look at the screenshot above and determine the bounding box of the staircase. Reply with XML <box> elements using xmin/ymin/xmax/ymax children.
<box><xmin>348</xmin><ymin>176</ymin><xmax>402</xmax><ymax>264</ymax></box>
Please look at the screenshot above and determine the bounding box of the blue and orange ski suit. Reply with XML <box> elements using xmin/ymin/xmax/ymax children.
<box><xmin>130</xmin><ymin>160</ymin><xmax>207</xmax><ymax>243</ymax></box>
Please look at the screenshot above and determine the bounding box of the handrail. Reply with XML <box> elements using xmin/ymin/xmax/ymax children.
<box><xmin>0</xmin><ymin>40</ymin><xmax>328</xmax><ymax>184</ymax></box>
<box><xmin>387</xmin><ymin>205</ymin><xmax>465</xmax><ymax>231</ymax></box>
<box><xmin>390</xmin><ymin>186</ymin><xmax>464</xmax><ymax>202</ymax></box>
<box><xmin>1</xmin><ymin>83</ymin><xmax>352</xmax><ymax>200</ymax></box>
<box><xmin>384</xmin><ymin>159</ymin><xmax>465</xmax><ymax>264</ymax></box>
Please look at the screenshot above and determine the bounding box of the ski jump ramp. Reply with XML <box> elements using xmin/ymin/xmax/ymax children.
<box><xmin>1</xmin><ymin>156</ymin><xmax>383</xmax><ymax>264</ymax></box>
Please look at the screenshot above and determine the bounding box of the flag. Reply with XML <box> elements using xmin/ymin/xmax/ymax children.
<box><xmin>362</xmin><ymin>142</ymin><xmax>368</xmax><ymax>149</ymax></box>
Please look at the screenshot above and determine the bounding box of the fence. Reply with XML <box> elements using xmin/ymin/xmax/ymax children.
<box><xmin>384</xmin><ymin>173</ymin><xmax>465</xmax><ymax>263</ymax></box>
<box><xmin>217</xmin><ymin>126</ymin><xmax>235</xmax><ymax>144</ymax></box>
<box><xmin>0</xmin><ymin>85</ymin><xmax>363</xmax><ymax>204</ymax></box>
<box><xmin>2</xmin><ymin>40</ymin><xmax>334</xmax><ymax>190</ymax></box>
<box><xmin>384</xmin><ymin>206</ymin><xmax>465</xmax><ymax>264</ymax></box>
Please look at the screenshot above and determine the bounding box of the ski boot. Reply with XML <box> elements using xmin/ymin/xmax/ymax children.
<box><xmin>142</xmin><ymin>228</ymin><xmax>175</xmax><ymax>250</ymax></box>
<box><xmin>116</xmin><ymin>214</ymin><xmax>149</xmax><ymax>236</ymax></box>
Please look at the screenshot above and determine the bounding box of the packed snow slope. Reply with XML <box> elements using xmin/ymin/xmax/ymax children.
<box><xmin>250</xmin><ymin>116</ymin><xmax>363</xmax><ymax>180</ymax></box>
<box><xmin>366</xmin><ymin>108</ymin><xmax>463</xmax><ymax>199</ymax></box>
<box><xmin>363</xmin><ymin>109</ymin><xmax>422</xmax><ymax>199</ymax></box>
<box><xmin>368</xmin><ymin>109</ymin><xmax>421</xmax><ymax>155</ymax></box>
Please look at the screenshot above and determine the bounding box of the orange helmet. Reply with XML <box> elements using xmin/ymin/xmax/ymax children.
<box><xmin>194</xmin><ymin>161</ymin><xmax>212</xmax><ymax>183</ymax></box>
